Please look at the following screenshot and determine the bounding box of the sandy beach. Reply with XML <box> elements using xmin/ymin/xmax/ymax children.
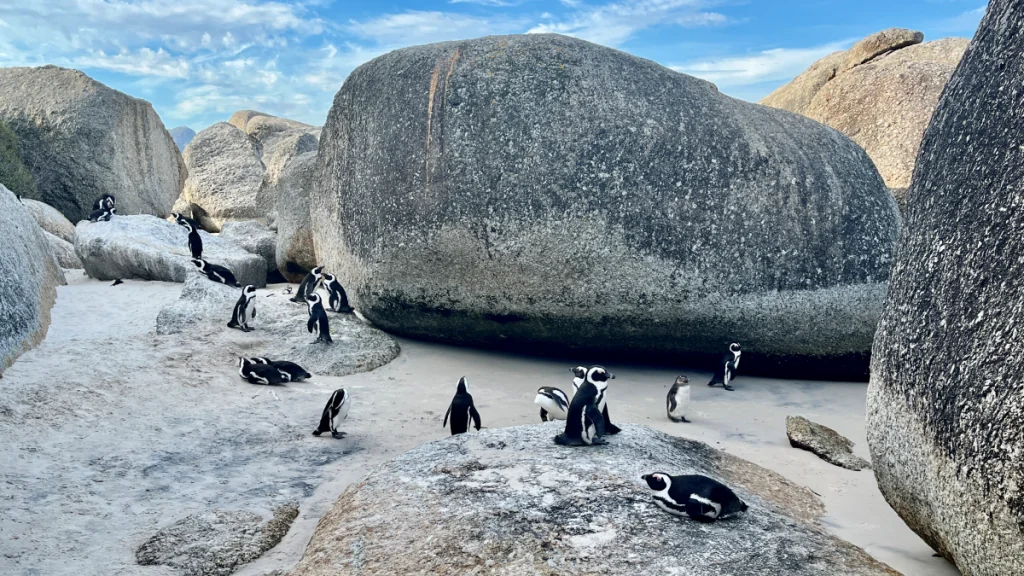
<box><xmin>0</xmin><ymin>272</ymin><xmax>958</xmax><ymax>576</ymax></box>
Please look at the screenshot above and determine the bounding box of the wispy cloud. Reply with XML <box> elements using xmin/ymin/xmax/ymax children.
<box><xmin>528</xmin><ymin>0</ymin><xmax>727</xmax><ymax>46</ymax></box>
<box><xmin>671</xmin><ymin>40</ymin><xmax>851</xmax><ymax>88</ymax></box>
<box><xmin>344</xmin><ymin>11</ymin><xmax>527</xmax><ymax>47</ymax></box>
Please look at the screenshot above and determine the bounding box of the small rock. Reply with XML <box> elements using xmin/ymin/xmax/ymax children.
<box><xmin>786</xmin><ymin>415</ymin><xmax>870</xmax><ymax>471</ymax></box>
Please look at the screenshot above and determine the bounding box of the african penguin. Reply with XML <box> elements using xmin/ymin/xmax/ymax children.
<box><xmin>227</xmin><ymin>285</ymin><xmax>257</xmax><ymax>332</ymax></box>
<box><xmin>666</xmin><ymin>375</ymin><xmax>691</xmax><ymax>423</ymax></box>
<box><xmin>322</xmin><ymin>273</ymin><xmax>354</xmax><ymax>314</ymax></box>
<box><xmin>237</xmin><ymin>357</ymin><xmax>288</xmax><ymax>385</ymax></box>
<box><xmin>306</xmin><ymin>293</ymin><xmax>332</xmax><ymax>344</ymax></box>
<box><xmin>313</xmin><ymin>389</ymin><xmax>350</xmax><ymax>439</ymax></box>
<box><xmin>443</xmin><ymin>377</ymin><xmax>481</xmax><ymax>435</ymax></box>
<box><xmin>534</xmin><ymin>386</ymin><xmax>570</xmax><ymax>422</ymax></box>
<box><xmin>172</xmin><ymin>212</ymin><xmax>201</xmax><ymax>230</ymax></box>
<box><xmin>251</xmin><ymin>357</ymin><xmax>312</xmax><ymax>382</ymax></box>
<box><xmin>92</xmin><ymin>194</ymin><xmax>115</xmax><ymax>211</ymax></box>
<box><xmin>554</xmin><ymin>366</ymin><xmax>613</xmax><ymax>446</ymax></box>
<box><xmin>191</xmin><ymin>258</ymin><xmax>240</xmax><ymax>287</ymax></box>
<box><xmin>570</xmin><ymin>366</ymin><xmax>587</xmax><ymax>393</ymax></box>
<box><xmin>183</xmin><ymin>221</ymin><xmax>203</xmax><ymax>260</ymax></box>
<box><xmin>291</xmin><ymin>266</ymin><xmax>325</xmax><ymax>303</ymax></box>
<box><xmin>641</xmin><ymin>473</ymin><xmax>748</xmax><ymax>522</ymax></box>
<box><xmin>88</xmin><ymin>207</ymin><xmax>116</xmax><ymax>222</ymax></box>
<box><xmin>708</xmin><ymin>342</ymin><xmax>742</xmax><ymax>391</ymax></box>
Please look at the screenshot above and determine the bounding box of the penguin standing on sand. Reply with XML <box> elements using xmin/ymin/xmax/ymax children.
<box><xmin>322</xmin><ymin>273</ymin><xmax>354</xmax><ymax>314</ymax></box>
<box><xmin>291</xmin><ymin>266</ymin><xmax>325</xmax><ymax>303</ymax></box>
<box><xmin>554</xmin><ymin>366</ymin><xmax>613</xmax><ymax>446</ymax></box>
<box><xmin>183</xmin><ymin>221</ymin><xmax>203</xmax><ymax>260</ymax></box>
<box><xmin>191</xmin><ymin>258</ymin><xmax>240</xmax><ymax>287</ymax></box>
<box><xmin>89</xmin><ymin>207</ymin><xmax>116</xmax><ymax>222</ymax></box>
<box><xmin>535</xmin><ymin>386</ymin><xmax>570</xmax><ymax>422</ymax></box>
<box><xmin>666</xmin><ymin>375</ymin><xmax>691</xmax><ymax>423</ymax></box>
<box><xmin>227</xmin><ymin>285</ymin><xmax>256</xmax><ymax>332</ymax></box>
<box><xmin>306</xmin><ymin>293</ymin><xmax>332</xmax><ymax>344</ymax></box>
<box><xmin>251</xmin><ymin>357</ymin><xmax>311</xmax><ymax>382</ymax></box>
<box><xmin>641</xmin><ymin>473</ymin><xmax>748</xmax><ymax>522</ymax></box>
<box><xmin>92</xmin><ymin>194</ymin><xmax>115</xmax><ymax>211</ymax></box>
<box><xmin>313</xmin><ymin>389</ymin><xmax>350</xmax><ymax>439</ymax></box>
<box><xmin>443</xmin><ymin>377</ymin><xmax>481</xmax><ymax>435</ymax></box>
<box><xmin>237</xmin><ymin>357</ymin><xmax>288</xmax><ymax>385</ymax></box>
<box><xmin>708</xmin><ymin>343</ymin><xmax>742</xmax><ymax>391</ymax></box>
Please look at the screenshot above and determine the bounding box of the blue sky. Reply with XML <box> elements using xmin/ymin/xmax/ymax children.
<box><xmin>0</xmin><ymin>1</ymin><xmax>987</xmax><ymax>131</ymax></box>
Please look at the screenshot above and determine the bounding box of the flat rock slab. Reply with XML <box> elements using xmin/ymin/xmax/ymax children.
<box><xmin>156</xmin><ymin>274</ymin><xmax>400</xmax><ymax>377</ymax></box>
<box><xmin>786</xmin><ymin>415</ymin><xmax>870</xmax><ymax>471</ymax></box>
<box><xmin>291</xmin><ymin>424</ymin><xmax>897</xmax><ymax>576</ymax></box>
<box><xmin>75</xmin><ymin>214</ymin><xmax>267</xmax><ymax>287</ymax></box>
<box><xmin>136</xmin><ymin>504</ymin><xmax>298</xmax><ymax>576</ymax></box>
<box><xmin>220</xmin><ymin>220</ymin><xmax>277</xmax><ymax>272</ymax></box>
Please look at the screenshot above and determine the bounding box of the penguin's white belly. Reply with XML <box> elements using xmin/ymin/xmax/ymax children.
<box><xmin>653</xmin><ymin>497</ymin><xmax>687</xmax><ymax>517</ymax></box>
<box><xmin>332</xmin><ymin>398</ymin><xmax>350</xmax><ymax>429</ymax></box>
<box><xmin>669</xmin><ymin>386</ymin><xmax>690</xmax><ymax>418</ymax></box>
<box><xmin>534</xmin><ymin>394</ymin><xmax>568</xmax><ymax>420</ymax></box>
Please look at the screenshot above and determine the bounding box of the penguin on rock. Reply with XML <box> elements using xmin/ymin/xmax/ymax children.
<box><xmin>535</xmin><ymin>386</ymin><xmax>570</xmax><ymax>422</ymax></box>
<box><xmin>306</xmin><ymin>293</ymin><xmax>332</xmax><ymax>344</ymax></box>
<box><xmin>251</xmin><ymin>357</ymin><xmax>311</xmax><ymax>382</ymax></box>
<box><xmin>182</xmin><ymin>221</ymin><xmax>203</xmax><ymax>260</ymax></box>
<box><xmin>322</xmin><ymin>273</ymin><xmax>354</xmax><ymax>314</ymax></box>
<box><xmin>191</xmin><ymin>258</ymin><xmax>240</xmax><ymax>287</ymax></box>
<box><xmin>237</xmin><ymin>357</ymin><xmax>288</xmax><ymax>385</ymax></box>
<box><xmin>641</xmin><ymin>472</ymin><xmax>748</xmax><ymax>523</ymax></box>
<box><xmin>554</xmin><ymin>366</ymin><xmax>614</xmax><ymax>446</ymax></box>
<box><xmin>227</xmin><ymin>285</ymin><xmax>256</xmax><ymax>332</ymax></box>
<box><xmin>291</xmin><ymin>266</ymin><xmax>325</xmax><ymax>303</ymax></box>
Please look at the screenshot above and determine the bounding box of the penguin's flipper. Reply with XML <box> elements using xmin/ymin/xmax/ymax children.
<box><xmin>539</xmin><ymin>408</ymin><xmax>548</xmax><ymax>422</ymax></box>
<box><xmin>443</xmin><ymin>402</ymin><xmax>453</xmax><ymax>429</ymax></box>
<box><xmin>586</xmin><ymin>403</ymin><xmax>606</xmax><ymax>438</ymax></box>
<box><xmin>251</xmin><ymin>304</ymin><xmax>256</xmax><ymax>319</ymax></box>
<box><xmin>668</xmin><ymin>395</ymin><xmax>677</xmax><ymax>415</ymax></box>
<box><xmin>602</xmin><ymin>405</ymin><xmax>621</xmax><ymax>435</ymax></box>
<box><xmin>307</xmin><ymin>315</ymin><xmax>316</xmax><ymax>334</ymax></box>
<box><xmin>686</xmin><ymin>496</ymin><xmax>720</xmax><ymax>523</ymax></box>
<box><xmin>469</xmin><ymin>405</ymin><xmax>482</xmax><ymax>431</ymax></box>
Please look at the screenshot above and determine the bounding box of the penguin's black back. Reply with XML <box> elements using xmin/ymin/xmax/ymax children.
<box><xmin>188</xmin><ymin>228</ymin><xmax>203</xmax><ymax>259</ymax></box>
<box><xmin>205</xmin><ymin>262</ymin><xmax>239</xmax><ymax>287</ymax></box>
<box><xmin>669</xmin><ymin>475</ymin><xmax>746</xmax><ymax>518</ymax></box>
<box><xmin>244</xmin><ymin>362</ymin><xmax>288</xmax><ymax>385</ymax></box>
<box><xmin>558</xmin><ymin>382</ymin><xmax>602</xmax><ymax>441</ymax></box>
<box><xmin>271</xmin><ymin>360</ymin><xmax>311</xmax><ymax>381</ymax></box>
<box><xmin>444</xmin><ymin>390</ymin><xmax>478</xmax><ymax>435</ymax></box>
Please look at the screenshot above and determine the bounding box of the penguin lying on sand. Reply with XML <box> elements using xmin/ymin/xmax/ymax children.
<box><xmin>251</xmin><ymin>357</ymin><xmax>311</xmax><ymax>382</ymax></box>
<box><xmin>641</xmin><ymin>473</ymin><xmax>747</xmax><ymax>522</ymax></box>
<box><xmin>191</xmin><ymin>258</ymin><xmax>240</xmax><ymax>287</ymax></box>
<box><xmin>535</xmin><ymin>386</ymin><xmax>570</xmax><ymax>422</ymax></box>
<box><xmin>555</xmin><ymin>366</ymin><xmax>613</xmax><ymax>446</ymax></box>
<box><xmin>443</xmin><ymin>377</ymin><xmax>481</xmax><ymax>435</ymax></box>
<box><xmin>313</xmin><ymin>389</ymin><xmax>350</xmax><ymax>439</ymax></box>
<box><xmin>708</xmin><ymin>343</ymin><xmax>742</xmax><ymax>391</ymax></box>
<box><xmin>322</xmin><ymin>273</ymin><xmax>354</xmax><ymax>314</ymax></box>
<box><xmin>227</xmin><ymin>285</ymin><xmax>256</xmax><ymax>332</ymax></box>
<box><xmin>291</xmin><ymin>266</ymin><xmax>324</xmax><ymax>303</ymax></box>
<box><xmin>667</xmin><ymin>375</ymin><xmax>691</xmax><ymax>423</ymax></box>
<box><xmin>237</xmin><ymin>357</ymin><xmax>288</xmax><ymax>385</ymax></box>
<box><xmin>306</xmin><ymin>293</ymin><xmax>332</xmax><ymax>344</ymax></box>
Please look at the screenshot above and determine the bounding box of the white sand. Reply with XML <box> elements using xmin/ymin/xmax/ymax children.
<box><xmin>0</xmin><ymin>273</ymin><xmax>958</xmax><ymax>576</ymax></box>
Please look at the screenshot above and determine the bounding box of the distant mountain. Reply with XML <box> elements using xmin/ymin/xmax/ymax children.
<box><xmin>168</xmin><ymin>126</ymin><xmax>196</xmax><ymax>152</ymax></box>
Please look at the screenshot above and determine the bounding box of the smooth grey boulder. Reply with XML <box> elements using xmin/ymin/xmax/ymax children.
<box><xmin>155</xmin><ymin>274</ymin><xmax>400</xmax><ymax>377</ymax></box>
<box><xmin>219</xmin><ymin>220</ymin><xmax>277</xmax><ymax>272</ymax></box>
<box><xmin>22</xmin><ymin>199</ymin><xmax>75</xmax><ymax>242</ymax></box>
<box><xmin>311</xmin><ymin>34</ymin><xmax>899</xmax><ymax>378</ymax></box>
<box><xmin>44</xmin><ymin>230</ymin><xmax>82</xmax><ymax>269</ymax></box>
<box><xmin>867</xmin><ymin>3</ymin><xmax>1024</xmax><ymax>574</ymax></box>
<box><xmin>74</xmin><ymin>214</ymin><xmax>267</xmax><ymax>287</ymax></box>
<box><xmin>181</xmin><ymin>122</ymin><xmax>267</xmax><ymax>232</ymax></box>
<box><xmin>228</xmin><ymin>109</ymin><xmax>319</xmax><ymax>160</ymax></box>
<box><xmin>136</xmin><ymin>505</ymin><xmax>297</xmax><ymax>575</ymax></box>
<box><xmin>0</xmin><ymin>66</ymin><xmax>186</xmax><ymax>221</ymax></box>
<box><xmin>270</xmin><ymin>134</ymin><xmax>318</xmax><ymax>282</ymax></box>
<box><xmin>0</xmin><ymin>184</ymin><xmax>64</xmax><ymax>375</ymax></box>
<box><xmin>786</xmin><ymin>415</ymin><xmax>870</xmax><ymax>471</ymax></box>
<box><xmin>291</xmin><ymin>424</ymin><xmax>896</xmax><ymax>576</ymax></box>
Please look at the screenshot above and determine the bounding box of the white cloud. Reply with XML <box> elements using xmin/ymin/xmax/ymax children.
<box><xmin>344</xmin><ymin>11</ymin><xmax>527</xmax><ymax>47</ymax></box>
<box><xmin>74</xmin><ymin>47</ymin><xmax>190</xmax><ymax>79</ymax></box>
<box><xmin>528</xmin><ymin>0</ymin><xmax>727</xmax><ymax>47</ymax></box>
<box><xmin>671</xmin><ymin>41</ymin><xmax>851</xmax><ymax>87</ymax></box>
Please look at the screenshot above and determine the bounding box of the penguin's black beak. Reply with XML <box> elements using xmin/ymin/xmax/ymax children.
<box><xmin>641</xmin><ymin>474</ymin><xmax>649</xmax><ymax>481</ymax></box>
<box><xmin>609</xmin><ymin>373</ymin><xmax>616</xmax><ymax>379</ymax></box>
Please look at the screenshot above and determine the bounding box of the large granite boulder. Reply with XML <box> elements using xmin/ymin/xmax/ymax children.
<box><xmin>0</xmin><ymin>66</ymin><xmax>186</xmax><ymax>221</ymax></box>
<box><xmin>291</xmin><ymin>424</ymin><xmax>896</xmax><ymax>575</ymax></box>
<box><xmin>155</xmin><ymin>274</ymin><xmax>400</xmax><ymax>377</ymax></box>
<box><xmin>21</xmin><ymin>198</ymin><xmax>75</xmax><ymax>242</ymax></box>
<box><xmin>310</xmin><ymin>34</ymin><xmax>899</xmax><ymax>377</ymax></box>
<box><xmin>270</xmin><ymin>134</ymin><xmax>318</xmax><ymax>282</ymax></box>
<box><xmin>74</xmin><ymin>214</ymin><xmax>267</xmax><ymax>287</ymax></box>
<box><xmin>867</xmin><ymin>3</ymin><xmax>1024</xmax><ymax>575</ymax></box>
<box><xmin>181</xmin><ymin>122</ymin><xmax>267</xmax><ymax>232</ymax></box>
<box><xmin>762</xmin><ymin>30</ymin><xmax>970</xmax><ymax>208</ymax></box>
<box><xmin>0</xmin><ymin>184</ymin><xmax>64</xmax><ymax>375</ymax></box>
<box><xmin>44</xmin><ymin>231</ymin><xmax>82</xmax><ymax>269</ymax></box>
<box><xmin>228</xmin><ymin>109</ymin><xmax>319</xmax><ymax>159</ymax></box>
<box><xmin>219</xmin><ymin>220</ymin><xmax>277</xmax><ymax>272</ymax></box>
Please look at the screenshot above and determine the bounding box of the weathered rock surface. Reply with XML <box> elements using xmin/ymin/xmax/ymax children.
<box><xmin>867</xmin><ymin>4</ymin><xmax>1024</xmax><ymax>575</ymax></box>
<box><xmin>762</xmin><ymin>30</ymin><xmax>969</xmax><ymax>207</ymax></box>
<box><xmin>22</xmin><ymin>198</ymin><xmax>75</xmax><ymax>242</ymax></box>
<box><xmin>181</xmin><ymin>122</ymin><xmax>267</xmax><ymax>232</ymax></box>
<box><xmin>311</xmin><ymin>34</ymin><xmax>899</xmax><ymax>378</ymax></box>
<box><xmin>0</xmin><ymin>184</ymin><xmax>64</xmax><ymax>375</ymax></box>
<box><xmin>220</xmin><ymin>220</ymin><xmax>277</xmax><ymax>272</ymax></box>
<box><xmin>291</xmin><ymin>424</ymin><xmax>896</xmax><ymax>575</ymax></box>
<box><xmin>156</xmin><ymin>274</ymin><xmax>400</xmax><ymax>376</ymax></box>
<box><xmin>229</xmin><ymin>109</ymin><xmax>319</xmax><ymax>160</ymax></box>
<box><xmin>44</xmin><ymin>231</ymin><xmax>82</xmax><ymax>269</ymax></box>
<box><xmin>136</xmin><ymin>504</ymin><xmax>298</xmax><ymax>576</ymax></box>
<box><xmin>169</xmin><ymin>126</ymin><xmax>196</xmax><ymax>152</ymax></box>
<box><xmin>270</xmin><ymin>135</ymin><xmax>318</xmax><ymax>282</ymax></box>
<box><xmin>74</xmin><ymin>214</ymin><xmax>267</xmax><ymax>287</ymax></box>
<box><xmin>0</xmin><ymin>66</ymin><xmax>186</xmax><ymax>221</ymax></box>
<box><xmin>786</xmin><ymin>415</ymin><xmax>870</xmax><ymax>471</ymax></box>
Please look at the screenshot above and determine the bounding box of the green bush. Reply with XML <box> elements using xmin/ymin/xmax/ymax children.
<box><xmin>0</xmin><ymin>121</ymin><xmax>37</xmax><ymax>199</ymax></box>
